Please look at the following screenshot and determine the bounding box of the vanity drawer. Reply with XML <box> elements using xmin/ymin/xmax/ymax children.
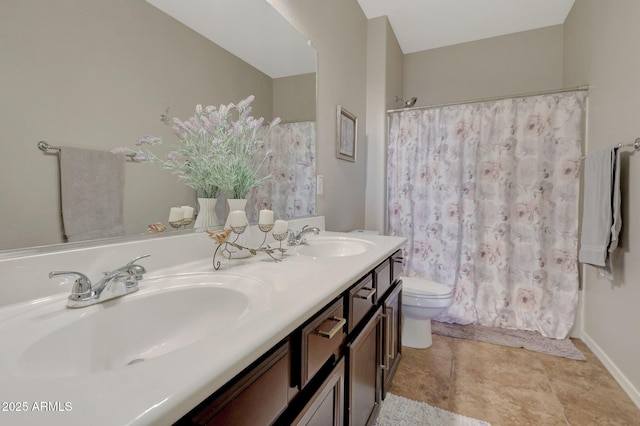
<box><xmin>374</xmin><ymin>259</ymin><xmax>392</xmax><ymax>302</ymax></box>
<box><xmin>184</xmin><ymin>340</ymin><xmax>291</xmax><ymax>426</ymax></box>
<box><xmin>301</xmin><ymin>297</ymin><xmax>346</xmax><ymax>388</ymax></box>
<box><xmin>348</xmin><ymin>274</ymin><xmax>376</xmax><ymax>333</ymax></box>
<box><xmin>391</xmin><ymin>250</ymin><xmax>404</xmax><ymax>283</ymax></box>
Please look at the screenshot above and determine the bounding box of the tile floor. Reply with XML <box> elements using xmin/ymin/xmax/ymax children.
<box><xmin>389</xmin><ymin>334</ymin><xmax>640</xmax><ymax>425</ymax></box>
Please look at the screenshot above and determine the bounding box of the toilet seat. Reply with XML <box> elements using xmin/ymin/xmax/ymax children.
<box><xmin>401</xmin><ymin>277</ymin><xmax>453</xmax><ymax>299</ymax></box>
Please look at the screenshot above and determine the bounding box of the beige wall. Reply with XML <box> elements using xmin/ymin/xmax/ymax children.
<box><xmin>365</xmin><ymin>16</ymin><xmax>403</xmax><ymax>233</ymax></box>
<box><xmin>273</xmin><ymin>73</ymin><xmax>317</xmax><ymax>122</ymax></box>
<box><xmin>0</xmin><ymin>0</ymin><xmax>273</xmax><ymax>250</ymax></box>
<box><xmin>564</xmin><ymin>0</ymin><xmax>640</xmax><ymax>406</ymax></box>
<box><xmin>271</xmin><ymin>0</ymin><xmax>369</xmax><ymax>232</ymax></box>
<box><xmin>404</xmin><ymin>25</ymin><xmax>564</xmax><ymax>107</ymax></box>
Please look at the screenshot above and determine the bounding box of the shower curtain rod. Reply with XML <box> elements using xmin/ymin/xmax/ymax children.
<box><xmin>386</xmin><ymin>85</ymin><xmax>590</xmax><ymax>114</ymax></box>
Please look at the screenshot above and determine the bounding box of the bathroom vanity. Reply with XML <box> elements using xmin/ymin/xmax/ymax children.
<box><xmin>0</xmin><ymin>219</ymin><xmax>405</xmax><ymax>426</ymax></box>
<box><xmin>176</xmin><ymin>248</ymin><xmax>404</xmax><ymax>426</ymax></box>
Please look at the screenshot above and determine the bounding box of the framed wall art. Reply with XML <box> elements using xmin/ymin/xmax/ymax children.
<box><xmin>336</xmin><ymin>105</ymin><xmax>357</xmax><ymax>162</ymax></box>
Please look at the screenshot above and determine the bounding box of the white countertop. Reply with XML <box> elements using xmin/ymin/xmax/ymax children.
<box><xmin>0</xmin><ymin>230</ymin><xmax>405</xmax><ymax>425</ymax></box>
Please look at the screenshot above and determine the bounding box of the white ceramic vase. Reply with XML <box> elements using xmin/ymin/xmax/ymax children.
<box><xmin>194</xmin><ymin>198</ymin><xmax>220</xmax><ymax>229</ymax></box>
<box><xmin>224</xmin><ymin>198</ymin><xmax>251</xmax><ymax>258</ymax></box>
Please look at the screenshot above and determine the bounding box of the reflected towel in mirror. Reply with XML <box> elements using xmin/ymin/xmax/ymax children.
<box><xmin>59</xmin><ymin>147</ymin><xmax>126</xmax><ymax>242</ymax></box>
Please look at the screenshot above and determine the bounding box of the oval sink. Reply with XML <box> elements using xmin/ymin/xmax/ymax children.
<box><xmin>12</xmin><ymin>273</ymin><xmax>268</xmax><ymax>379</ymax></box>
<box><xmin>293</xmin><ymin>236</ymin><xmax>375</xmax><ymax>258</ymax></box>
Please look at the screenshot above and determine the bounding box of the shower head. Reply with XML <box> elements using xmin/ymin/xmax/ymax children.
<box><xmin>395</xmin><ymin>96</ymin><xmax>418</xmax><ymax>108</ymax></box>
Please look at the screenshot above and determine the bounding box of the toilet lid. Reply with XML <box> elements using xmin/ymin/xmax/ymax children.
<box><xmin>401</xmin><ymin>277</ymin><xmax>453</xmax><ymax>299</ymax></box>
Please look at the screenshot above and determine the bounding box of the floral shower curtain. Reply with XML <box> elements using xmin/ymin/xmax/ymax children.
<box><xmin>248</xmin><ymin>121</ymin><xmax>316</xmax><ymax>222</ymax></box>
<box><xmin>387</xmin><ymin>92</ymin><xmax>585</xmax><ymax>339</ymax></box>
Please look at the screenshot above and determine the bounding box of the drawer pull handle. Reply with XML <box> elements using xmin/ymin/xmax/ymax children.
<box><xmin>354</xmin><ymin>287</ymin><xmax>376</xmax><ymax>301</ymax></box>
<box><xmin>380</xmin><ymin>312</ymin><xmax>387</xmax><ymax>370</ymax></box>
<box><xmin>317</xmin><ymin>317</ymin><xmax>346</xmax><ymax>339</ymax></box>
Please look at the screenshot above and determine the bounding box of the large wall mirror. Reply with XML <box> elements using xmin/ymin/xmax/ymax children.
<box><xmin>0</xmin><ymin>0</ymin><xmax>317</xmax><ymax>253</ymax></box>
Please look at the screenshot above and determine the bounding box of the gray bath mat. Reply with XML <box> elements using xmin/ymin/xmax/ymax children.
<box><xmin>376</xmin><ymin>393</ymin><xmax>491</xmax><ymax>426</ymax></box>
<box><xmin>431</xmin><ymin>321</ymin><xmax>587</xmax><ymax>361</ymax></box>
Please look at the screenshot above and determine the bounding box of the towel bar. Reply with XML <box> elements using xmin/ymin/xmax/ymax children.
<box><xmin>581</xmin><ymin>138</ymin><xmax>640</xmax><ymax>160</ymax></box>
<box><xmin>618</xmin><ymin>138</ymin><xmax>640</xmax><ymax>151</ymax></box>
<box><xmin>37</xmin><ymin>141</ymin><xmax>137</xmax><ymax>160</ymax></box>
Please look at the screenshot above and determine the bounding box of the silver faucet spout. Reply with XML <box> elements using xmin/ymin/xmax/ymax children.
<box><xmin>287</xmin><ymin>225</ymin><xmax>321</xmax><ymax>246</ymax></box>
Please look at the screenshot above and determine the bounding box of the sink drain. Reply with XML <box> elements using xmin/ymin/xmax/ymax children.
<box><xmin>127</xmin><ymin>358</ymin><xmax>145</xmax><ymax>366</ymax></box>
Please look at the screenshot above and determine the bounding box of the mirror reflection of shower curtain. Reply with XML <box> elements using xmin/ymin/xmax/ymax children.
<box><xmin>249</xmin><ymin>121</ymin><xmax>317</xmax><ymax>221</ymax></box>
<box><xmin>387</xmin><ymin>92</ymin><xmax>585</xmax><ymax>339</ymax></box>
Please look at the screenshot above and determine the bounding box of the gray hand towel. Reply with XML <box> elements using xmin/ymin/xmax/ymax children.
<box><xmin>578</xmin><ymin>147</ymin><xmax>621</xmax><ymax>279</ymax></box>
<box><xmin>59</xmin><ymin>146</ymin><xmax>126</xmax><ymax>242</ymax></box>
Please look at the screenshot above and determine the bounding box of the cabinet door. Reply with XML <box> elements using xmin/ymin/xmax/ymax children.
<box><xmin>346</xmin><ymin>307</ymin><xmax>382</xmax><ymax>426</ymax></box>
<box><xmin>292</xmin><ymin>358</ymin><xmax>345</xmax><ymax>426</ymax></box>
<box><xmin>382</xmin><ymin>283</ymin><xmax>402</xmax><ymax>399</ymax></box>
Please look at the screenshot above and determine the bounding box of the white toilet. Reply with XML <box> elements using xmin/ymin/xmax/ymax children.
<box><xmin>401</xmin><ymin>277</ymin><xmax>454</xmax><ymax>349</ymax></box>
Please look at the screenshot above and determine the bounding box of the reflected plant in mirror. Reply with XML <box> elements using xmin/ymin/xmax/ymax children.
<box><xmin>117</xmin><ymin>96</ymin><xmax>281</xmax><ymax>228</ymax></box>
<box><xmin>118</xmin><ymin>96</ymin><xmax>279</xmax><ymax>200</ymax></box>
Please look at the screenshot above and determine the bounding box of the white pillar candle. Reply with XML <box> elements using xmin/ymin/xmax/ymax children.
<box><xmin>272</xmin><ymin>220</ymin><xmax>288</xmax><ymax>235</ymax></box>
<box><xmin>258</xmin><ymin>209</ymin><xmax>274</xmax><ymax>225</ymax></box>
<box><xmin>168</xmin><ymin>207</ymin><xmax>184</xmax><ymax>222</ymax></box>
<box><xmin>229</xmin><ymin>210</ymin><xmax>248</xmax><ymax>227</ymax></box>
<box><xmin>180</xmin><ymin>205</ymin><xmax>194</xmax><ymax>220</ymax></box>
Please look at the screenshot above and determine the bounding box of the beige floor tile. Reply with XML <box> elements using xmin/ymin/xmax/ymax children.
<box><xmin>538</xmin><ymin>346</ymin><xmax>640</xmax><ymax>425</ymax></box>
<box><xmin>389</xmin><ymin>335</ymin><xmax>454</xmax><ymax>409</ymax></box>
<box><xmin>389</xmin><ymin>334</ymin><xmax>640</xmax><ymax>426</ymax></box>
<box><xmin>448</xmin><ymin>339</ymin><xmax>567</xmax><ymax>426</ymax></box>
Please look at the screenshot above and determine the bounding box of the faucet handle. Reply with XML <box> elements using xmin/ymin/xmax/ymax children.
<box><xmin>124</xmin><ymin>253</ymin><xmax>150</xmax><ymax>283</ymax></box>
<box><xmin>286</xmin><ymin>229</ymin><xmax>296</xmax><ymax>245</ymax></box>
<box><xmin>126</xmin><ymin>253</ymin><xmax>151</xmax><ymax>266</ymax></box>
<box><xmin>49</xmin><ymin>271</ymin><xmax>92</xmax><ymax>295</ymax></box>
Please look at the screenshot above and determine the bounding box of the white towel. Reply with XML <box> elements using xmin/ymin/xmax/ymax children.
<box><xmin>59</xmin><ymin>147</ymin><xmax>126</xmax><ymax>242</ymax></box>
<box><xmin>578</xmin><ymin>147</ymin><xmax>621</xmax><ymax>279</ymax></box>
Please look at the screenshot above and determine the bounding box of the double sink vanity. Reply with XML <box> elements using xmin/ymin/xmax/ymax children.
<box><xmin>0</xmin><ymin>217</ymin><xmax>406</xmax><ymax>425</ymax></box>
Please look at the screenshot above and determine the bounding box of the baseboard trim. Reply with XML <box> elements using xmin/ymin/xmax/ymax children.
<box><xmin>581</xmin><ymin>331</ymin><xmax>640</xmax><ymax>409</ymax></box>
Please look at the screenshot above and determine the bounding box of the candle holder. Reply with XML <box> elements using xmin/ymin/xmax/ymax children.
<box><xmin>169</xmin><ymin>217</ymin><xmax>193</xmax><ymax>230</ymax></box>
<box><xmin>208</xmin><ymin>225</ymin><xmax>287</xmax><ymax>270</ymax></box>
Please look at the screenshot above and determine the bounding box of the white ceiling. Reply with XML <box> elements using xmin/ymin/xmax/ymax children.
<box><xmin>357</xmin><ymin>0</ymin><xmax>575</xmax><ymax>53</ymax></box>
<box><xmin>145</xmin><ymin>0</ymin><xmax>316</xmax><ymax>79</ymax></box>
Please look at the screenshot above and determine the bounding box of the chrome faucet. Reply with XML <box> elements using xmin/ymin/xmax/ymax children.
<box><xmin>287</xmin><ymin>225</ymin><xmax>320</xmax><ymax>246</ymax></box>
<box><xmin>49</xmin><ymin>253</ymin><xmax>150</xmax><ymax>308</ymax></box>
